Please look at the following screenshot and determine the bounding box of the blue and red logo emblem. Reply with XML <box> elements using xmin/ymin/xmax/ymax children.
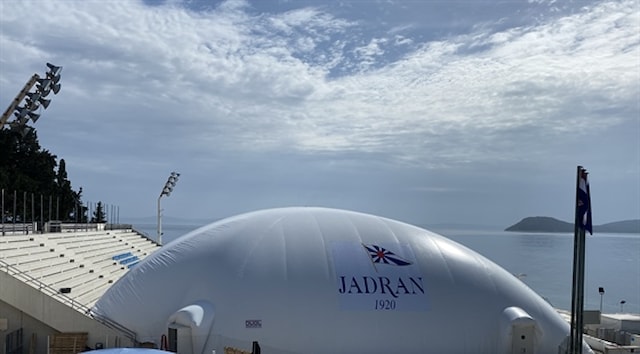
<box><xmin>363</xmin><ymin>244</ymin><xmax>412</xmax><ymax>266</ymax></box>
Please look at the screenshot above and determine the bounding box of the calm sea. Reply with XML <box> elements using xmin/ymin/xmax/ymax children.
<box><xmin>133</xmin><ymin>223</ymin><xmax>640</xmax><ymax>314</ymax></box>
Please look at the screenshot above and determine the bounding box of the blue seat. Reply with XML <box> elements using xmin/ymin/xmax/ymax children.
<box><xmin>112</xmin><ymin>252</ymin><xmax>132</xmax><ymax>261</ymax></box>
<box><xmin>120</xmin><ymin>255</ymin><xmax>139</xmax><ymax>265</ymax></box>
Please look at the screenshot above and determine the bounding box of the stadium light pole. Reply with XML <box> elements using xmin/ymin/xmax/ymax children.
<box><xmin>157</xmin><ymin>171</ymin><xmax>179</xmax><ymax>245</ymax></box>
<box><xmin>1</xmin><ymin>63</ymin><xmax>62</xmax><ymax>136</ymax></box>
<box><xmin>599</xmin><ymin>287</ymin><xmax>605</xmax><ymax>314</ymax></box>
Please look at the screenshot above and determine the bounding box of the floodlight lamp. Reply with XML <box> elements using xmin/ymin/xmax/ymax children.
<box><xmin>51</xmin><ymin>82</ymin><xmax>61</xmax><ymax>94</ymax></box>
<box><xmin>25</xmin><ymin>99</ymin><xmax>39</xmax><ymax>111</ymax></box>
<box><xmin>49</xmin><ymin>73</ymin><xmax>61</xmax><ymax>84</ymax></box>
<box><xmin>27</xmin><ymin>91</ymin><xmax>42</xmax><ymax>102</ymax></box>
<box><xmin>28</xmin><ymin>112</ymin><xmax>40</xmax><ymax>122</ymax></box>
<box><xmin>38</xmin><ymin>97</ymin><xmax>51</xmax><ymax>109</ymax></box>
<box><xmin>37</xmin><ymin>78</ymin><xmax>51</xmax><ymax>91</ymax></box>
<box><xmin>46</xmin><ymin>62</ymin><xmax>62</xmax><ymax>76</ymax></box>
<box><xmin>40</xmin><ymin>88</ymin><xmax>51</xmax><ymax>98</ymax></box>
<box><xmin>14</xmin><ymin>106</ymin><xmax>29</xmax><ymax>119</ymax></box>
<box><xmin>599</xmin><ymin>287</ymin><xmax>605</xmax><ymax>295</ymax></box>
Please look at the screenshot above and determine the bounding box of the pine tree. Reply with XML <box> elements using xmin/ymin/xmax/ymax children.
<box><xmin>91</xmin><ymin>201</ymin><xmax>107</xmax><ymax>223</ymax></box>
<box><xmin>55</xmin><ymin>159</ymin><xmax>77</xmax><ymax>221</ymax></box>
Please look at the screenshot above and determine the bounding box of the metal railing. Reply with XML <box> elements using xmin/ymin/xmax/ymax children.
<box><xmin>131</xmin><ymin>227</ymin><xmax>160</xmax><ymax>245</ymax></box>
<box><xmin>0</xmin><ymin>222</ymin><xmax>134</xmax><ymax>235</ymax></box>
<box><xmin>0</xmin><ymin>223</ymin><xmax>35</xmax><ymax>235</ymax></box>
<box><xmin>0</xmin><ymin>259</ymin><xmax>137</xmax><ymax>342</ymax></box>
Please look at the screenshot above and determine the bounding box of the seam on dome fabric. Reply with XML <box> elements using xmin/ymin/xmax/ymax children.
<box><xmin>237</xmin><ymin>215</ymin><xmax>285</xmax><ymax>278</ymax></box>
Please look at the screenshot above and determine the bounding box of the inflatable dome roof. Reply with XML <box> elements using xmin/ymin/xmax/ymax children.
<box><xmin>93</xmin><ymin>207</ymin><xmax>583</xmax><ymax>354</ymax></box>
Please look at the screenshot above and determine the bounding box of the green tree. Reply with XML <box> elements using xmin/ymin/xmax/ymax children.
<box><xmin>91</xmin><ymin>201</ymin><xmax>107</xmax><ymax>223</ymax></box>
<box><xmin>0</xmin><ymin>128</ymin><xmax>83</xmax><ymax>222</ymax></box>
<box><xmin>55</xmin><ymin>159</ymin><xmax>77</xmax><ymax>221</ymax></box>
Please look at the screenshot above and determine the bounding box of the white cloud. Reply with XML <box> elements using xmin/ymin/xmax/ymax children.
<box><xmin>0</xmin><ymin>0</ymin><xmax>638</xmax><ymax>224</ymax></box>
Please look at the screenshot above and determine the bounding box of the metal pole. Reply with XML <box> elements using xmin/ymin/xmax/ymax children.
<box><xmin>0</xmin><ymin>74</ymin><xmax>39</xmax><ymax>128</ymax></box>
<box><xmin>570</xmin><ymin>166</ymin><xmax>589</xmax><ymax>354</ymax></box>
<box><xmin>40</xmin><ymin>193</ymin><xmax>44</xmax><ymax>233</ymax></box>
<box><xmin>23</xmin><ymin>191</ymin><xmax>27</xmax><ymax>234</ymax></box>
<box><xmin>576</xmin><ymin>227</ymin><xmax>586</xmax><ymax>353</ymax></box>
<box><xmin>40</xmin><ymin>194</ymin><xmax>44</xmax><ymax>233</ymax></box>
<box><xmin>569</xmin><ymin>166</ymin><xmax>581</xmax><ymax>354</ymax></box>
<box><xmin>157</xmin><ymin>195</ymin><xmax>163</xmax><ymax>245</ymax></box>
<box><xmin>1</xmin><ymin>189</ymin><xmax>4</xmax><ymax>235</ymax></box>
<box><xmin>13</xmin><ymin>190</ymin><xmax>17</xmax><ymax>228</ymax></box>
<box><xmin>31</xmin><ymin>193</ymin><xmax>34</xmax><ymax>233</ymax></box>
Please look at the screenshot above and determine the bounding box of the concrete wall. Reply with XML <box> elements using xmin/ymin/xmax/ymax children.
<box><xmin>0</xmin><ymin>298</ymin><xmax>57</xmax><ymax>354</ymax></box>
<box><xmin>0</xmin><ymin>270</ymin><xmax>134</xmax><ymax>352</ymax></box>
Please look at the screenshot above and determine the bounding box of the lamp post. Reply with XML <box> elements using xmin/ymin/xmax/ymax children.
<box><xmin>599</xmin><ymin>287</ymin><xmax>605</xmax><ymax>314</ymax></box>
<box><xmin>620</xmin><ymin>300</ymin><xmax>626</xmax><ymax>313</ymax></box>
<box><xmin>157</xmin><ymin>171</ymin><xmax>179</xmax><ymax>245</ymax></box>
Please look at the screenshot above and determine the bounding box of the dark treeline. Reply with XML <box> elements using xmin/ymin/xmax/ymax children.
<box><xmin>0</xmin><ymin>128</ymin><xmax>86</xmax><ymax>223</ymax></box>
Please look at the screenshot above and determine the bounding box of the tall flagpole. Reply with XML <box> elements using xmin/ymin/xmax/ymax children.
<box><xmin>569</xmin><ymin>165</ymin><xmax>592</xmax><ymax>354</ymax></box>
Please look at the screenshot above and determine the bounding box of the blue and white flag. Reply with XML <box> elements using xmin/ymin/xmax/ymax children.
<box><xmin>577</xmin><ymin>168</ymin><xmax>593</xmax><ymax>235</ymax></box>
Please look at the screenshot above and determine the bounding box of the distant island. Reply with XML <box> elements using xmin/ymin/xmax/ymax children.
<box><xmin>505</xmin><ymin>217</ymin><xmax>640</xmax><ymax>234</ymax></box>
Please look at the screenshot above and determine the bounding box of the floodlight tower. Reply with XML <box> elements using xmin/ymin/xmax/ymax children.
<box><xmin>599</xmin><ymin>287</ymin><xmax>605</xmax><ymax>314</ymax></box>
<box><xmin>1</xmin><ymin>63</ymin><xmax>62</xmax><ymax>136</ymax></box>
<box><xmin>157</xmin><ymin>171</ymin><xmax>180</xmax><ymax>245</ymax></box>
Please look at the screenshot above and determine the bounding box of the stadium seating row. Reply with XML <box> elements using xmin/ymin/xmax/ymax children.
<box><xmin>0</xmin><ymin>229</ymin><xmax>160</xmax><ymax>309</ymax></box>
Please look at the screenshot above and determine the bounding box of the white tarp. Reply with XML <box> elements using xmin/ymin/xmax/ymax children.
<box><xmin>93</xmin><ymin>207</ymin><xmax>583</xmax><ymax>354</ymax></box>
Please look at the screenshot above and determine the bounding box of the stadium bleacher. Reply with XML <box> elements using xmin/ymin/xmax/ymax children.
<box><xmin>0</xmin><ymin>228</ymin><xmax>160</xmax><ymax>309</ymax></box>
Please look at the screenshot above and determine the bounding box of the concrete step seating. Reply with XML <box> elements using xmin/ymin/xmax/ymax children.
<box><xmin>25</xmin><ymin>255</ymin><xmax>75</xmax><ymax>274</ymax></box>
<box><xmin>50</xmin><ymin>258</ymin><xmax>130</xmax><ymax>290</ymax></box>
<box><xmin>41</xmin><ymin>265</ymin><xmax>92</xmax><ymax>286</ymax></box>
<box><xmin>115</xmin><ymin>237</ymin><xmax>155</xmax><ymax>252</ymax></box>
<box><xmin>1</xmin><ymin>229</ymin><xmax>161</xmax><ymax>308</ymax></box>
<box><xmin>56</xmin><ymin>269</ymin><xmax>116</xmax><ymax>296</ymax></box>
<box><xmin>76</xmin><ymin>244</ymin><xmax>135</xmax><ymax>264</ymax></box>
<box><xmin>57</xmin><ymin>235</ymin><xmax>117</xmax><ymax>249</ymax></box>
<box><xmin>3</xmin><ymin>248</ymin><xmax>62</xmax><ymax>268</ymax></box>
<box><xmin>67</xmin><ymin>270</ymin><xmax>125</xmax><ymax>304</ymax></box>
<box><xmin>35</xmin><ymin>259</ymin><xmax>81</xmax><ymax>278</ymax></box>
<box><xmin>75</xmin><ymin>275</ymin><xmax>123</xmax><ymax>307</ymax></box>
<box><xmin>119</xmin><ymin>232</ymin><xmax>154</xmax><ymax>243</ymax></box>
<box><xmin>46</xmin><ymin>230</ymin><xmax>111</xmax><ymax>239</ymax></box>
<box><xmin>45</xmin><ymin>232</ymin><xmax>111</xmax><ymax>245</ymax></box>
<box><xmin>0</xmin><ymin>235</ymin><xmax>41</xmax><ymax>250</ymax></box>
<box><xmin>1</xmin><ymin>243</ymin><xmax>53</xmax><ymax>258</ymax></box>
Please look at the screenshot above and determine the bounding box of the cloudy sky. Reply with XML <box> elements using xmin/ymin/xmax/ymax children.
<box><xmin>0</xmin><ymin>0</ymin><xmax>638</xmax><ymax>228</ymax></box>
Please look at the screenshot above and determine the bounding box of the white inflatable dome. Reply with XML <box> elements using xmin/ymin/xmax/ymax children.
<box><xmin>93</xmin><ymin>207</ymin><xmax>581</xmax><ymax>354</ymax></box>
